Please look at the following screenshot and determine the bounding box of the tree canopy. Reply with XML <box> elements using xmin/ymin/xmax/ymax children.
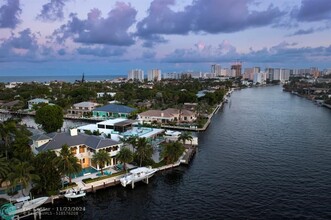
<box><xmin>116</xmin><ymin>147</ymin><xmax>133</xmax><ymax>171</ymax></box>
<box><xmin>92</xmin><ymin>150</ymin><xmax>112</xmax><ymax>175</ymax></box>
<box><xmin>160</xmin><ymin>141</ymin><xmax>185</xmax><ymax>164</ymax></box>
<box><xmin>35</xmin><ymin>104</ymin><xmax>64</xmax><ymax>133</ymax></box>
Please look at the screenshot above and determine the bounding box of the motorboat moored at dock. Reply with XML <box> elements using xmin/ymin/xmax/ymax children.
<box><xmin>120</xmin><ymin>167</ymin><xmax>157</xmax><ymax>189</ymax></box>
<box><xmin>64</xmin><ymin>188</ymin><xmax>86</xmax><ymax>200</ymax></box>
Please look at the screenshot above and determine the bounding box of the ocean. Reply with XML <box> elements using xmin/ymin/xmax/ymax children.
<box><xmin>0</xmin><ymin>75</ymin><xmax>126</xmax><ymax>83</ymax></box>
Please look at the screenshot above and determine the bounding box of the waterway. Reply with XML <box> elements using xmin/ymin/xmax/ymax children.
<box><xmin>41</xmin><ymin>86</ymin><xmax>331</xmax><ymax>219</ymax></box>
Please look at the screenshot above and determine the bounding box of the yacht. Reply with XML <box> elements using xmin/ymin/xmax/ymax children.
<box><xmin>120</xmin><ymin>167</ymin><xmax>157</xmax><ymax>188</ymax></box>
<box><xmin>8</xmin><ymin>196</ymin><xmax>49</xmax><ymax>215</ymax></box>
<box><xmin>64</xmin><ymin>188</ymin><xmax>86</xmax><ymax>200</ymax></box>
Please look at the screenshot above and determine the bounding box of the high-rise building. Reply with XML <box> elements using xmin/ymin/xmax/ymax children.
<box><xmin>128</xmin><ymin>69</ymin><xmax>144</xmax><ymax>82</ymax></box>
<box><xmin>220</xmin><ymin>68</ymin><xmax>230</xmax><ymax>77</ymax></box>
<box><xmin>211</xmin><ymin>64</ymin><xmax>221</xmax><ymax>76</ymax></box>
<box><xmin>273</xmin><ymin>68</ymin><xmax>281</xmax><ymax>81</ymax></box>
<box><xmin>253</xmin><ymin>72</ymin><xmax>267</xmax><ymax>84</ymax></box>
<box><xmin>244</xmin><ymin>67</ymin><xmax>260</xmax><ymax>80</ymax></box>
<box><xmin>280</xmin><ymin>69</ymin><xmax>290</xmax><ymax>82</ymax></box>
<box><xmin>148</xmin><ymin>69</ymin><xmax>162</xmax><ymax>82</ymax></box>
<box><xmin>163</xmin><ymin>72</ymin><xmax>180</xmax><ymax>79</ymax></box>
<box><xmin>231</xmin><ymin>62</ymin><xmax>242</xmax><ymax>77</ymax></box>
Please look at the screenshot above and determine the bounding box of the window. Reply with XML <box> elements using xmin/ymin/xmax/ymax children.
<box><xmin>98</xmin><ymin>124</ymin><xmax>105</xmax><ymax>129</ymax></box>
<box><xmin>71</xmin><ymin>147</ymin><xmax>77</xmax><ymax>154</ymax></box>
<box><xmin>79</xmin><ymin>146</ymin><xmax>85</xmax><ymax>153</ymax></box>
<box><xmin>82</xmin><ymin>158</ymin><xmax>85</xmax><ymax>163</ymax></box>
<box><xmin>106</xmin><ymin>125</ymin><xmax>114</xmax><ymax>129</ymax></box>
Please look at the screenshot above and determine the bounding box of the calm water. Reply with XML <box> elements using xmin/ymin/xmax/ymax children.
<box><xmin>46</xmin><ymin>86</ymin><xmax>331</xmax><ymax>219</ymax></box>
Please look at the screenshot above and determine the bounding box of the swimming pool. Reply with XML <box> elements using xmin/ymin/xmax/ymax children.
<box><xmin>70</xmin><ymin>167</ymin><xmax>98</xmax><ymax>178</ymax></box>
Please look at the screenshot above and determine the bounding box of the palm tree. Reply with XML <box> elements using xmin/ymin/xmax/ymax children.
<box><xmin>178</xmin><ymin>131</ymin><xmax>193</xmax><ymax>145</ymax></box>
<box><xmin>8</xmin><ymin>160</ymin><xmax>40</xmax><ymax>196</ymax></box>
<box><xmin>160</xmin><ymin>141</ymin><xmax>185</xmax><ymax>164</ymax></box>
<box><xmin>0</xmin><ymin>120</ymin><xmax>17</xmax><ymax>159</ymax></box>
<box><xmin>12</xmin><ymin>132</ymin><xmax>34</xmax><ymax>162</ymax></box>
<box><xmin>92</xmin><ymin>150</ymin><xmax>112</xmax><ymax>175</ymax></box>
<box><xmin>135</xmin><ymin>137</ymin><xmax>153</xmax><ymax>167</ymax></box>
<box><xmin>0</xmin><ymin>156</ymin><xmax>10</xmax><ymax>180</ymax></box>
<box><xmin>54</xmin><ymin>144</ymin><xmax>82</xmax><ymax>184</ymax></box>
<box><xmin>120</xmin><ymin>136</ymin><xmax>137</xmax><ymax>152</ymax></box>
<box><xmin>33</xmin><ymin>151</ymin><xmax>61</xmax><ymax>194</ymax></box>
<box><xmin>116</xmin><ymin>147</ymin><xmax>133</xmax><ymax>172</ymax></box>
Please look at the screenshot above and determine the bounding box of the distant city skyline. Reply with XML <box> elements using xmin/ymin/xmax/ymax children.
<box><xmin>1</xmin><ymin>0</ymin><xmax>331</xmax><ymax>75</ymax></box>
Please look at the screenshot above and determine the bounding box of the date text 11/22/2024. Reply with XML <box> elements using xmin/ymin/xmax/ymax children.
<box><xmin>42</xmin><ymin>206</ymin><xmax>86</xmax><ymax>216</ymax></box>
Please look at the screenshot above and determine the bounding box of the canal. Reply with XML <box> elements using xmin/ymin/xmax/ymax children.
<box><xmin>45</xmin><ymin>85</ymin><xmax>331</xmax><ymax>219</ymax></box>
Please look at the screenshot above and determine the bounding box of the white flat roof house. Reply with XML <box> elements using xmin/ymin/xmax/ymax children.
<box><xmin>28</xmin><ymin>98</ymin><xmax>49</xmax><ymax>110</ymax></box>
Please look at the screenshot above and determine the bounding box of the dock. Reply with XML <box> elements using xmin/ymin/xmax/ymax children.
<box><xmin>180</xmin><ymin>146</ymin><xmax>197</xmax><ymax>165</ymax></box>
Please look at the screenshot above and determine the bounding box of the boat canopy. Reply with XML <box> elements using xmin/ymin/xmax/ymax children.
<box><xmin>16</xmin><ymin>196</ymin><xmax>30</xmax><ymax>202</ymax></box>
<box><xmin>130</xmin><ymin>167</ymin><xmax>150</xmax><ymax>174</ymax></box>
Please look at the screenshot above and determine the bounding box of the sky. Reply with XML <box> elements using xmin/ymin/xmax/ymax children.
<box><xmin>1</xmin><ymin>0</ymin><xmax>331</xmax><ymax>76</ymax></box>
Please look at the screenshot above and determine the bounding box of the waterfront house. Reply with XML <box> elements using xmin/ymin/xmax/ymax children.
<box><xmin>36</xmin><ymin>129</ymin><xmax>121</xmax><ymax>170</ymax></box>
<box><xmin>76</xmin><ymin>118</ymin><xmax>165</xmax><ymax>142</ymax></box>
<box><xmin>28</xmin><ymin>98</ymin><xmax>49</xmax><ymax>110</ymax></box>
<box><xmin>164</xmin><ymin>130</ymin><xmax>198</xmax><ymax>146</ymax></box>
<box><xmin>137</xmin><ymin>108</ymin><xmax>196</xmax><ymax>124</ymax></box>
<box><xmin>183</xmin><ymin>103</ymin><xmax>198</xmax><ymax>111</ymax></box>
<box><xmin>92</xmin><ymin>104</ymin><xmax>136</xmax><ymax>119</ymax></box>
<box><xmin>1</xmin><ymin>100</ymin><xmax>21</xmax><ymax>111</ymax></box>
<box><xmin>68</xmin><ymin>101</ymin><xmax>99</xmax><ymax>117</ymax></box>
<box><xmin>180</xmin><ymin>109</ymin><xmax>197</xmax><ymax>122</ymax></box>
<box><xmin>31</xmin><ymin>134</ymin><xmax>52</xmax><ymax>154</ymax></box>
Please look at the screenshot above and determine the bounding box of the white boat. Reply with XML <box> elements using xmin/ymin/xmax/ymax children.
<box><xmin>8</xmin><ymin>196</ymin><xmax>49</xmax><ymax>215</ymax></box>
<box><xmin>120</xmin><ymin>167</ymin><xmax>157</xmax><ymax>188</ymax></box>
<box><xmin>64</xmin><ymin>188</ymin><xmax>86</xmax><ymax>200</ymax></box>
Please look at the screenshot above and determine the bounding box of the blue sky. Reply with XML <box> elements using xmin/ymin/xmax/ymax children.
<box><xmin>1</xmin><ymin>0</ymin><xmax>331</xmax><ymax>76</ymax></box>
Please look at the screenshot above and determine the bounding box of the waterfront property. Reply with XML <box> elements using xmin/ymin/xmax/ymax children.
<box><xmin>27</xmin><ymin>98</ymin><xmax>49</xmax><ymax>110</ymax></box>
<box><xmin>137</xmin><ymin>108</ymin><xmax>197</xmax><ymax>124</ymax></box>
<box><xmin>67</xmin><ymin>101</ymin><xmax>99</xmax><ymax>117</ymax></box>
<box><xmin>76</xmin><ymin>118</ymin><xmax>165</xmax><ymax>142</ymax></box>
<box><xmin>0</xmin><ymin>100</ymin><xmax>21</xmax><ymax>111</ymax></box>
<box><xmin>35</xmin><ymin>129</ymin><xmax>122</xmax><ymax>170</ymax></box>
<box><xmin>164</xmin><ymin>130</ymin><xmax>198</xmax><ymax>146</ymax></box>
<box><xmin>92</xmin><ymin>103</ymin><xmax>136</xmax><ymax>119</ymax></box>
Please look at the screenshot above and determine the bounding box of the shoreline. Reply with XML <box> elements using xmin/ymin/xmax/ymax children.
<box><xmin>284</xmin><ymin>90</ymin><xmax>331</xmax><ymax>110</ymax></box>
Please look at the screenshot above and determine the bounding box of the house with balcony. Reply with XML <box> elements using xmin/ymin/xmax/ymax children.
<box><xmin>27</xmin><ymin>98</ymin><xmax>49</xmax><ymax>110</ymax></box>
<box><xmin>92</xmin><ymin>104</ymin><xmax>136</xmax><ymax>119</ymax></box>
<box><xmin>35</xmin><ymin>129</ymin><xmax>121</xmax><ymax>170</ymax></box>
<box><xmin>68</xmin><ymin>101</ymin><xmax>99</xmax><ymax>117</ymax></box>
<box><xmin>137</xmin><ymin>108</ymin><xmax>196</xmax><ymax>124</ymax></box>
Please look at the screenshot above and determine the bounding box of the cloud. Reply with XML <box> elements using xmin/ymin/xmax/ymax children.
<box><xmin>37</xmin><ymin>0</ymin><xmax>70</xmax><ymax>22</ymax></box>
<box><xmin>162</xmin><ymin>40</ymin><xmax>239</xmax><ymax>63</ymax></box>
<box><xmin>136</xmin><ymin>0</ymin><xmax>283</xmax><ymax>46</ymax></box>
<box><xmin>53</xmin><ymin>2</ymin><xmax>137</xmax><ymax>46</ymax></box>
<box><xmin>161</xmin><ymin>41</ymin><xmax>331</xmax><ymax>65</ymax></box>
<box><xmin>0</xmin><ymin>0</ymin><xmax>21</xmax><ymax>28</ymax></box>
<box><xmin>0</xmin><ymin>29</ymin><xmax>61</xmax><ymax>62</ymax></box>
<box><xmin>142</xmin><ymin>50</ymin><xmax>156</xmax><ymax>59</ymax></box>
<box><xmin>288</xmin><ymin>24</ymin><xmax>330</xmax><ymax>36</ymax></box>
<box><xmin>293</xmin><ymin>0</ymin><xmax>331</xmax><ymax>22</ymax></box>
<box><xmin>290</xmin><ymin>28</ymin><xmax>315</xmax><ymax>36</ymax></box>
<box><xmin>76</xmin><ymin>46</ymin><xmax>126</xmax><ymax>57</ymax></box>
<box><xmin>0</xmin><ymin>28</ymin><xmax>39</xmax><ymax>61</ymax></box>
<box><xmin>57</xmin><ymin>48</ymin><xmax>66</xmax><ymax>55</ymax></box>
